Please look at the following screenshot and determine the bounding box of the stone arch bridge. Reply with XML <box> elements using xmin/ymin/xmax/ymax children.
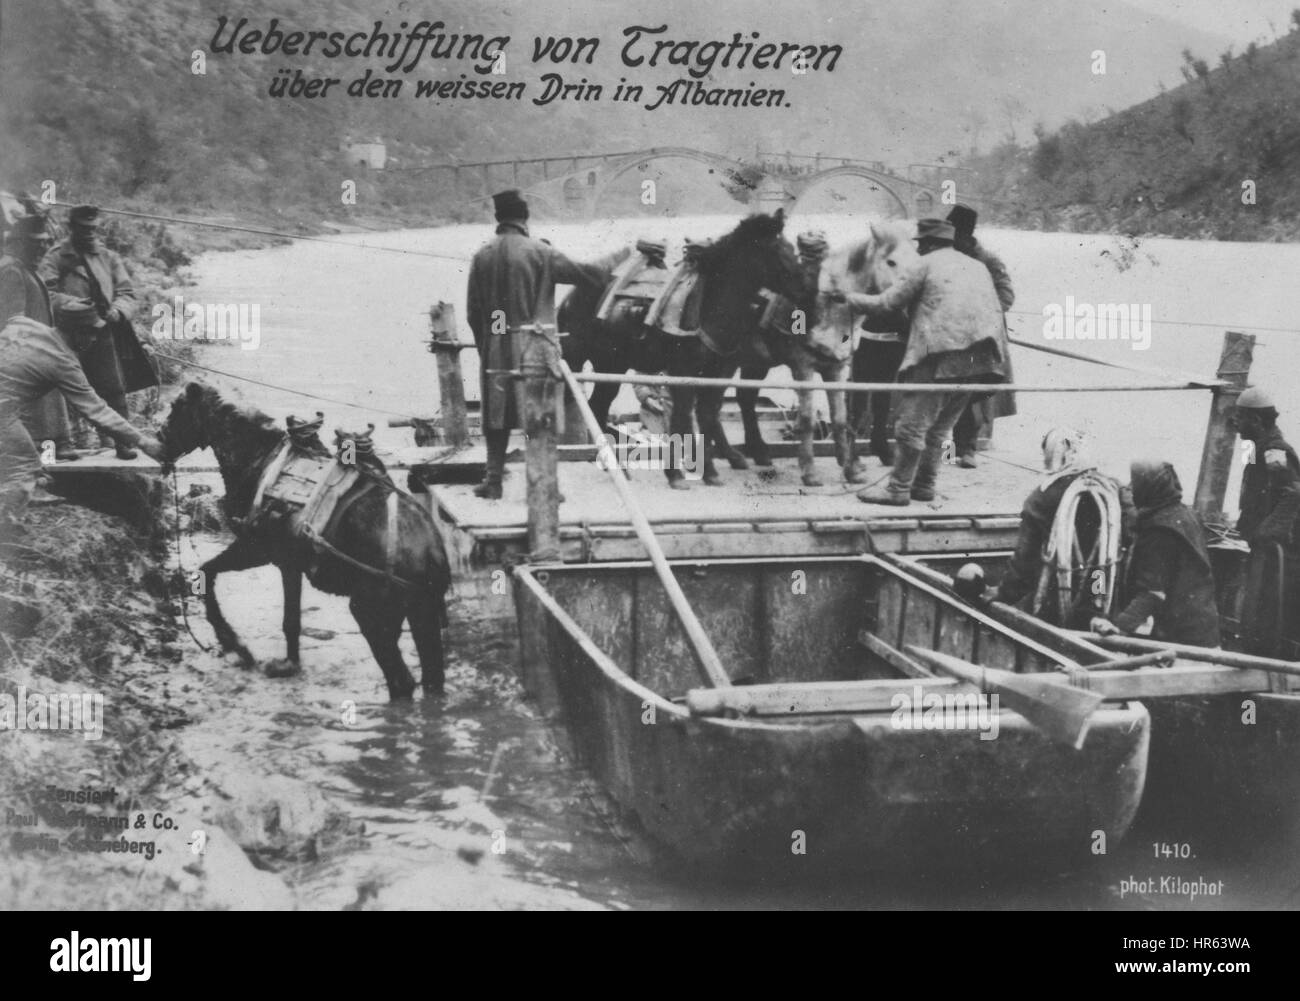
<box><xmin>390</xmin><ymin>147</ymin><xmax>941</xmax><ymax>219</ymax></box>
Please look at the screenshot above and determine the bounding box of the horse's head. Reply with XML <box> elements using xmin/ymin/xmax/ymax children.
<box><xmin>158</xmin><ymin>381</ymin><xmax>218</xmax><ymax>466</ymax></box>
<box><xmin>700</xmin><ymin>210</ymin><xmax>804</xmax><ymax>332</ymax></box>
<box><xmin>811</xmin><ymin>221</ymin><xmax>919</xmax><ymax>353</ymax></box>
<box><xmin>158</xmin><ymin>381</ymin><xmax>284</xmax><ymax>471</ymax></box>
<box><xmin>859</xmin><ymin>219</ymin><xmax>918</xmax><ymax>293</ymax></box>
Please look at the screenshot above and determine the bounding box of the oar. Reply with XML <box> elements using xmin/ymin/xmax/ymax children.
<box><xmin>558</xmin><ymin>359</ymin><xmax>730</xmax><ymax>689</ymax></box>
<box><xmin>880</xmin><ymin>554</ymin><xmax>1113</xmax><ymax>664</ymax></box>
<box><xmin>905</xmin><ymin>645</ymin><xmax>1104</xmax><ymax>749</ymax></box>
<box><xmin>1070</xmin><ymin>632</ymin><xmax>1300</xmax><ymax>679</ymax></box>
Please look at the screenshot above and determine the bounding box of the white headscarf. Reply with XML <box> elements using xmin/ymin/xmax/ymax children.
<box><xmin>1040</xmin><ymin>426</ymin><xmax>1093</xmax><ymax>486</ymax></box>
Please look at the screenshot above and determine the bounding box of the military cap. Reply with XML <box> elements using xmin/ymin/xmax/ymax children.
<box><xmin>68</xmin><ymin>204</ymin><xmax>101</xmax><ymax>228</ymax></box>
<box><xmin>915</xmin><ymin>218</ymin><xmax>956</xmax><ymax>243</ymax></box>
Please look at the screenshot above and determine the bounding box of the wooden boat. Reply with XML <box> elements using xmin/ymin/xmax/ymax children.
<box><xmin>512</xmin><ymin>554</ymin><xmax>1149</xmax><ymax>873</ymax></box>
<box><xmin>901</xmin><ymin>554</ymin><xmax>1300</xmax><ymax>841</ymax></box>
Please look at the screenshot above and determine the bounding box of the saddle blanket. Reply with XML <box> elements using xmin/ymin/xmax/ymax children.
<box><xmin>645</xmin><ymin>254</ymin><xmax>707</xmax><ymax>337</ymax></box>
<box><xmin>595</xmin><ymin>251</ymin><xmax>670</xmax><ymax>322</ymax></box>
<box><xmin>250</xmin><ymin>442</ymin><xmax>363</xmax><ymax>544</ymax></box>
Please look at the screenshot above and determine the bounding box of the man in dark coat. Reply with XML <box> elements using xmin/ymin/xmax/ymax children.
<box><xmin>1091</xmin><ymin>460</ymin><xmax>1220</xmax><ymax>648</ymax></box>
<box><xmin>1230</xmin><ymin>386</ymin><xmax>1300</xmax><ymax>656</ymax></box>
<box><xmin>465</xmin><ymin>190</ymin><xmax>605</xmax><ymax>499</ymax></box>
<box><xmin>0</xmin><ymin>310</ymin><xmax>164</xmax><ymax>525</ymax></box>
<box><xmin>833</xmin><ymin>218</ymin><xmax>1009</xmax><ymax>506</ymax></box>
<box><xmin>39</xmin><ymin>204</ymin><xmax>156</xmax><ymax>459</ymax></box>
<box><xmin>948</xmin><ymin>204</ymin><xmax>1016</xmax><ymax>468</ymax></box>
<box><xmin>0</xmin><ymin>213</ymin><xmax>77</xmax><ymax>460</ymax></box>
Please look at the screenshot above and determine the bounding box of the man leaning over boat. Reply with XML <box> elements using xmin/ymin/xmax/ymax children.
<box><xmin>979</xmin><ymin>427</ymin><xmax>1133</xmax><ymax>628</ymax></box>
<box><xmin>1089</xmin><ymin>460</ymin><xmax>1220</xmax><ymax>648</ymax></box>
<box><xmin>0</xmin><ymin>306</ymin><xmax>165</xmax><ymax>529</ymax></box>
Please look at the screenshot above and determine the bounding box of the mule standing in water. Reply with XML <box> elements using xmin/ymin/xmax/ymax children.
<box><xmin>159</xmin><ymin>382</ymin><xmax>451</xmax><ymax>700</ymax></box>
<box><xmin>727</xmin><ymin>223</ymin><xmax>917</xmax><ymax>485</ymax></box>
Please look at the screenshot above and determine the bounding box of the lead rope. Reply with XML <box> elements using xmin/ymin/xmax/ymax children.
<box><xmin>170</xmin><ymin>468</ymin><xmax>211</xmax><ymax>652</ymax></box>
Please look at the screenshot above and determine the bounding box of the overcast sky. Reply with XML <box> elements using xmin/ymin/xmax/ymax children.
<box><xmin>1124</xmin><ymin>0</ymin><xmax>1299</xmax><ymax>45</ymax></box>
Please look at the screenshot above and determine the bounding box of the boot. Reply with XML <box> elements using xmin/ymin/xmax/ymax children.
<box><xmin>858</xmin><ymin>444</ymin><xmax>921</xmax><ymax>505</ymax></box>
<box><xmin>910</xmin><ymin>443</ymin><xmax>945</xmax><ymax>502</ymax></box>
<box><xmin>473</xmin><ymin>430</ymin><xmax>508</xmax><ymax>500</ymax></box>
<box><xmin>115</xmin><ymin>442</ymin><xmax>139</xmax><ymax>460</ymax></box>
<box><xmin>54</xmin><ymin>441</ymin><xmax>80</xmax><ymax>462</ymax></box>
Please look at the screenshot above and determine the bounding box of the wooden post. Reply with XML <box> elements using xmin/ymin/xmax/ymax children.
<box><xmin>427</xmin><ymin>303</ymin><xmax>470</xmax><ymax>448</ymax></box>
<box><xmin>1194</xmin><ymin>331</ymin><xmax>1255</xmax><ymax>517</ymax></box>
<box><xmin>560</xmin><ymin>359</ymin><xmax>731</xmax><ymax>688</ymax></box>
<box><xmin>522</xmin><ymin>324</ymin><xmax>561</xmax><ymax>561</ymax></box>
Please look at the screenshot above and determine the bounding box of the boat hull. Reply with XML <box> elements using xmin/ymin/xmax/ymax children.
<box><xmin>1146</xmin><ymin>693</ymin><xmax>1300</xmax><ymax>837</ymax></box>
<box><xmin>514</xmin><ymin>557</ymin><xmax>1149</xmax><ymax>873</ymax></box>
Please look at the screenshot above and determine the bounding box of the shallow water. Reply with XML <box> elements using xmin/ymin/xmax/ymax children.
<box><xmin>170</xmin><ymin>217</ymin><xmax>1300</xmax><ymax>909</ymax></box>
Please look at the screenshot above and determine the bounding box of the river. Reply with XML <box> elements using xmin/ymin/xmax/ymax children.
<box><xmin>171</xmin><ymin>214</ymin><xmax>1300</xmax><ymax>909</ymax></box>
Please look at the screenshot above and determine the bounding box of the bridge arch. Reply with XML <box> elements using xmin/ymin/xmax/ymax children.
<box><xmin>588</xmin><ymin>146</ymin><xmax>749</xmax><ymax>214</ymax></box>
<box><xmin>789</xmin><ymin>165</ymin><xmax>914</xmax><ymax>218</ymax></box>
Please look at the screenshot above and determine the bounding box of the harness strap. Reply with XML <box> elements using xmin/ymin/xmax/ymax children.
<box><xmin>385</xmin><ymin>491</ymin><xmax>400</xmax><ymax>577</ymax></box>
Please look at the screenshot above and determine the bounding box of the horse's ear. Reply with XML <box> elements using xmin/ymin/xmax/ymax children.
<box><xmin>868</xmin><ymin>222</ymin><xmax>883</xmax><ymax>245</ymax></box>
<box><xmin>185</xmin><ymin>381</ymin><xmax>204</xmax><ymax>401</ymax></box>
<box><xmin>773</xmin><ymin>208</ymin><xmax>786</xmax><ymax>228</ymax></box>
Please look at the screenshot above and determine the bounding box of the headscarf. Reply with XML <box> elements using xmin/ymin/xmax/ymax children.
<box><xmin>1130</xmin><ymin>459</ymin><xmax>1183</xmax><ymax>519</ymax></box>
<box><xmin>1040</xmin><ymin>426</ymin><xmax>1092</xmax><ymax>486</ymax></box>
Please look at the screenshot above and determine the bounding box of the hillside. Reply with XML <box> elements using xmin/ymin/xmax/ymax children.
<box><xmin>0</xmin><ymin>0</ymin><xmax>1229</xmax><ymax>224</ymax></box>
<box><xmin>962</xmin><ymin>25</ymin><xmax>1300</xmax><ymax>240</ymax></box>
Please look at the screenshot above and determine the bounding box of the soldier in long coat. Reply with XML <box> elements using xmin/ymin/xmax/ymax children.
<box><xmin>1231</xmin><ymin>387</ymin><xmax>1300</xmax><ymax>656</ymax></box>
<box><xmin>465</xmin><ymin>190</ymin><xmax>605</xmax><ymax>499</ymax></box>
<box><xmin>39</xmin><ymin>204</ymin><xmax>156</xmax><ymax>459</ymax></box>
<box><xmin>948</xmin><ymin>204</ymin><xmax>1016</xmax><ymax>467</ymax></box>
<box><xmin>0</xmin><ymin>213</ymin><xmax>77</xmax><ymax>459</ymax></box>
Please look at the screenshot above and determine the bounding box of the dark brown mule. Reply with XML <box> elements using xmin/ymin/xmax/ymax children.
<box><xmin>558</xmin><ymin>211</ymin><xmax>805</xmax><ymax>486</ymax></box>
<box><xmin>159</xmin><ymin>382</ymin><xmax>451</xmax><ymax>700</ymax></box>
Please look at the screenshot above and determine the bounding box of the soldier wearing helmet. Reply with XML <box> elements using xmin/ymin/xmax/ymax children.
<box><xmin>1232</xmin><ymin>387</ymin><xmax>1300</xmax><ymax>546</ymax></box>
<box><xmin>1231</xmin><ymin>385</ymin><xmax>1300</xmax><ymax>655</ymax></box>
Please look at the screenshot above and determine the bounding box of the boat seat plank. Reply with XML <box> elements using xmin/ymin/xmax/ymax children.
<box><xmin>686</xmin><ymin>662</ymin><xmax>1275</xmax><ymax>717</ymax></box>
<box><xmin>857</xmin><ymin>629</ymin><xmax>934</xmax><ymax>678</ymax></box>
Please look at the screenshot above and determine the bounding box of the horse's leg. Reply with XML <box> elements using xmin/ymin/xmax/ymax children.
<box><xmin>587</xmin><ymin>380</ymin><xmax>620</xmax><ymax>432</ymax></box>
<box><xmin>708</xmin><ymin>377</ymin><xmax>748</xmax><ymax>470</ymax></box>
<box><xmin>264</xmin><ymin>564</ymin><xmax>304</xmax><ymax>678</ymax></box>
<box><xmin>736</xmin><ymin>363</ymin><xmax>771</xmax><ymax>467</ymax></box>
<box><xmin>200</xmin><ymin>536</ymin><xmax>271</xmax><ymax>667</ymax></box>
<box><xmin>693</xmin><ymin>352</ymin><xmax>731</xmax><ymax>486</ymax></box>
<box><xmin>791</xmin><ymin>351</ymin><xmax>821</xmax><ymax>487</ymax></box>
<box><xmin>829</xmin><ymin>359</ymin><xmax>867</xmax><ymax>484</ymax></box>
<box><xmin>351</xmin><ymin>591</ymin><xmax>416</xmax><ymax>701</ymax></box>
<box><xmin>409</xmin><ymin>588</ymin><xmax>446</xmax><ymax>695</ymax></box>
